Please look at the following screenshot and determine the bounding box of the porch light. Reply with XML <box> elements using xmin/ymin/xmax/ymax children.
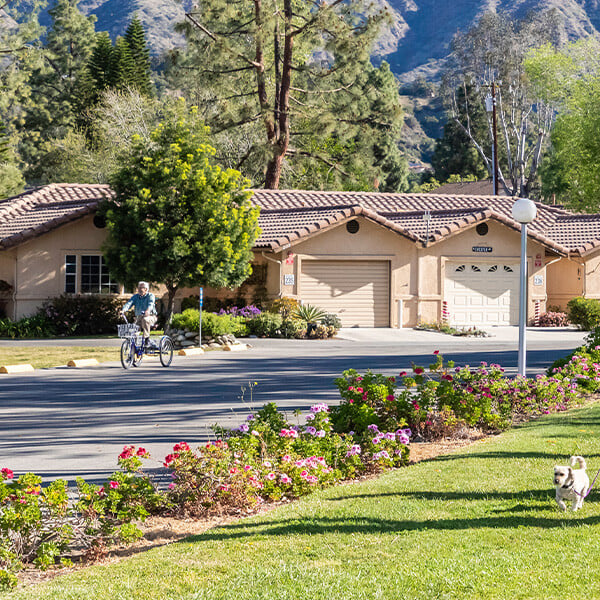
<box><xmin>511</xmin><ymin>198</ymin><xmax>537</xmax><ymax>377</ymax></box>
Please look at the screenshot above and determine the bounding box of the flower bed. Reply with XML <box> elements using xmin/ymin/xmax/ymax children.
<box><xmin>0</xmin><ymin>402</ymin><xmax>409</xmax><ymax>589</ymax></box>
<box><xmin>333</xmin><ymin>352</ymin><xmax>582</xmax><ymax>441</ymax></box>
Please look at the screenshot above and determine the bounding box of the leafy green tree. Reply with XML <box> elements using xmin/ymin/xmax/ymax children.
<box><xmin>101</xmin><ymin>102</ymin><xmax>261</xmax><ymax>321</ymax></box>
<box><xmin>525</xmin><ymin>38</ymin><xmax>600</xmax><ymax>210</ymax></box>
<box><xmin>172</xmin><ymin>0</ymin><xmax>395</xmax><ymax>189</ymax></box>
<box><xmin>543</xmin><ymin>79</ymin><xmax>600</xmax><ymax>212</ymax></box>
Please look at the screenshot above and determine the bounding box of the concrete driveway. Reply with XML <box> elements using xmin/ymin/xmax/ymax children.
<box><xmin>0</xmin><ymin>327</ymin><xmax>586</xmax><ymax>481</ymax></box>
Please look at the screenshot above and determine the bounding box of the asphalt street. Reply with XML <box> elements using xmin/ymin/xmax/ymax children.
<box><xmin>0</xmin><ymin>327</ymin><xmax>587</xmax><ymax>481</ymax></box>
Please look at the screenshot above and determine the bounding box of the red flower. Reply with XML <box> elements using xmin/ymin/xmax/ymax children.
<box><xmin>109</xmin><ymin>481</ymin><xmax>119</xmax><ymax>489</ymax></box>
<box><xmin>356</xmin><ymin>387</ymin><xmax>364</xmax><ymax>394</ymax></box>
<box><xmin>136</xmin><ymin>447</ymin><xmax>148</xmax><ymax>457</ymax></box>
<box><xmin>118</xmin><ymin>445</ymin><xmax>134</xmax><ymax>460</ymax></box>
<box><xmin>349</xmin><ymin>399</ymin><xmax>354</xmax><ymax>404</ymax></box>
<box><xmin>399</xmin><ymin>371</ymin><xmax>407</xmax><ymax>377</ymax></box>
<box><xmin>163</xmin><ymin>454</ymin><xmax>176</xmax><ymax>466</ymax></box>
<box><xmin>386</xmin><ymin>395</ymin><xmax>395</xmax><ymax>401</ymax></box>
<box><xmin>414</xmin><ymin>367</ymin><xmax>424</xmax><ymax>375</ymax></box>
<box><xmin>173</xmin><ymin>442</ymin><xmax>190</xmax><ymax>453</ymax></box>
<box><xmin>1</xmin><ymin>468</ymin><xmax>13</xmax><ymax>480</ymax></box>
<box><xmin>433</xmin><ymin>350</ymin><xmax>440</xmax><ymax>355</ymax></box>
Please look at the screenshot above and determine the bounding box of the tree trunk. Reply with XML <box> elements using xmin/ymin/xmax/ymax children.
<box><xmin>165</xmin><ymin>283</ymin><xmax>178</xmax><ymax>326</ymax></box>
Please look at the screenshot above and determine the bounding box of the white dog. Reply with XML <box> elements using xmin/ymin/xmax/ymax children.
<box><xmin>554</xmin><ymin>456</ymin><xmax>590</xmax><ymax>511</ymax></box>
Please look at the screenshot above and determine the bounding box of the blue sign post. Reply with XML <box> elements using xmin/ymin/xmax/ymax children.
<box><xmin>199</xmin><ymin>287</ymin><xmax>203</xmax><ymax>347</ymax></box>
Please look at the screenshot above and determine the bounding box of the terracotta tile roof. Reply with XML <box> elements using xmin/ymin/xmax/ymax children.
<box><xmin>1</xmin><ymin>184</ymin><xmax>599</xmax><ymax>257</ymax></box>
<box><xmin>429</xmin><ymin>180</ymin><xmax>509</xmax><ymax>196</ymax></box>
<box><xmin>250</xmin><ymin>190</ymin><xmax>578</xmax><ymax>254</ymax></box>
<box><xmin>0</xmin><ymin>184</ymin><xmax>113</xmax><ymax>249</ymax></box>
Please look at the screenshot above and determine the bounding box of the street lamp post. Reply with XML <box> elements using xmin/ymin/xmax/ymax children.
<box><xmin>511</xmin><ymin>198</ymin><xmax>537</xmax><ymax>377</ymax></box>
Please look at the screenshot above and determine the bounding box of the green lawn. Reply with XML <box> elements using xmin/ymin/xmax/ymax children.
<box><xmin>9</xmin><ymin>402</ymin><xmax>600</xmax><ymax>599</ymax></box>
<box><xmin>0</xmin><ymin>346</ymin><xmax>120</xmax><ymax>369</ymax></box>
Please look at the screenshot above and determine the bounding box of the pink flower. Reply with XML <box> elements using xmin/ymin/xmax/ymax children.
<box><xmin>97</xmin><ymin>486</ymin><xmax>105</xmax><ymax>496</ymax></box>
<box><xmin>119</xmin><ymin>445</ymin><xmax>134</xmax><ymax>460</ymax></box>
<box><xmin>386</xmin><ymin>394</ymin><xmax>394</xmax><ymax>401</ymax></box>
<box><xmin>168</xmin><ymin>482</ymin><xmax>175</xmax><ymax>490</ymax></box>
<box><xmin>300</xmin><ymin>470</ymin><xmax>309</xmax><ymax>478</ymax></box>
<box><xmin>280</xmin><ymin>474</ymin><xmax>292</xmax><ymax>484</ymax></box>
<box><xmin>282</xmin><ymin>454</ymin><xmax>292</xmax><ymax>462</ymax></box>
<box><xmin>109</xmin><ymin>481</ymin><xmax>119</xmax><ymax>489</ymax></box>
<box><xmin>1</xmin><ymin>468</ymin><xmax>13</xmax><ymax>480</ymax></box>
<box><xmin>219</xmin><ymin>484</ymin><xmax>229</xmax><ymax>492</ymax></box>
<box><xmin>244</xmin><ymin>465</ymin><xmax>252</xmax><ymax>471</ymax></box>
<box><xmin>356</xmin><ymin>387</ymin><xmax>364</xmax><ymax>394</ymax></box>
<box><xmin>136</xmin><ymin>447</ymin><xmax>148</xmax><ymax>457</ymax></box>
<box><xmin>266</xmin><ymin>472</ymin><xmax>276</xmax><ymax>480</ymax></box>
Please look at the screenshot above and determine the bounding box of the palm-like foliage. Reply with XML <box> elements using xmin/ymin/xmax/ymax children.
<box><xmin>293</xmin><ymin>304</ymin><xmax>327</xmax><ymax>324</ymax></box>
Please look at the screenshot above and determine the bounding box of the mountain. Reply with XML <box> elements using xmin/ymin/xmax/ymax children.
<box><xmin>373</xmin><ymin>0</ymin><xmax>600</xmax><ymax>83</ymax></box>
<box><xmin>35</xmin><ymin>0</ymin><xmax>600</xmax><ymax>77</ymax></box>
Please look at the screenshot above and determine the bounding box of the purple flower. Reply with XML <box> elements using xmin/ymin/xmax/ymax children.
<box><xmin>316</xmin><ymin>430</ymin><xmax>326</xmax><ymax>438</ymax></box>
<box><xmin>367</xmin><ymin>424</ymin><xmax>379</xmax><ymax>432</ymax></box>
<box><xmin>305</xmin><ymin>426</ymin><xmax>317</xmax><ymax>435</ymax></box>
<box><xmin>237</xmin><ymin>423</ymin><xmax>249</xmax><ymax>433</ymax></box>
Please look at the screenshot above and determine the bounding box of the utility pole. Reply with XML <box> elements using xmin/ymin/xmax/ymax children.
<box><xmin>485</xmin><ymin>81</ymin><xmax>500</xmax><ymax>196</ymax></box>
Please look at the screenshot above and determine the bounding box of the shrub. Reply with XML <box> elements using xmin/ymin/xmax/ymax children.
<box><xmin>537</xmin><ymin>311</ymin><xmax>569</xmax><ymax>327</ymax></box>
<box><xmin>335</xmin><ymin>353</ymin><xmax>583</xmax><ymax>441</ymax></box>
<box><xmin>218</xmin><ymin>305</ymin><xmax>261</xmax><ymax>318</ymax></box>
<box><xmin>567</xmin><ymin>297</ymin><xmax>600</xmax><ymax>330</ymax></box>
<box><xmin>168</xmin><ymin>402</ymin><xmax>411</xmax><ymax>515</ymax></box>
<box><xmin>0</xmin><ymin>314</ymin><xmax>55</xmax><ymax>339</ymax></box>
<box><xmin>269</xmin><ymin>297</ymin><xmax>300</xmax><ymax>318</ymax></box>
<box><xmin>39</xmin><ymin>295</ymin><xmax>123</xmax><ymax>336</ymax></box>
<box><xmin>0</xmin><ymin>449</ymin><xmax>161</xmax><ymax>588</ymax></box>
<box><xmin>170</xmin><ymin>309</ymin><xmax>248</xmax><ymax>338</ymax></box>
<box><xmin>246</xmin><ymin>312</ymin><xmax>283</xmax><ymax>337</ymax></box>
<box><xmin>321</xmin><ymin>313</ymin><xmax>342</xmax><ymax>330</ymax></box>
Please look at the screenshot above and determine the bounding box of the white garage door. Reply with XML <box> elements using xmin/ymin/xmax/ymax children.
<box><xmin>445</xmin><ymin>262</ymin><xmax>520</xmax><ymax>327</ymax></box>
<box><xmin>299</xmin><ymin>260</ymin><xmax>390</xmax><ymax>327</ymax></box>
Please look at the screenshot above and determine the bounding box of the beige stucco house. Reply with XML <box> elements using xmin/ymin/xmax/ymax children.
<box><xmin>1</xmin><ymin>183</ymin><xmax>600</xmax><ymax>328</ymax></box>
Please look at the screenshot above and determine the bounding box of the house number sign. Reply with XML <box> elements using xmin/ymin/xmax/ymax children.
<box><xmin>284</xmin><ymin>274</ymin><xmax>295</xmax><ymax>285</ymax></box>
<box><xmin>472</xmin><ymin>246</ymin><xmax>493</xmax><ymax>253</ymax></box>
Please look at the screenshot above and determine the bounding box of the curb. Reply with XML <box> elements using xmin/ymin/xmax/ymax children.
<box><xmin>67</xmin><ymin>358</ymin><xmax>100</xmax><ymax>368</ymax></box>
<box><xmin>0</xmin><ymin>364</ymin><xmax>35</xmax><ymax>374</ymax></box>
<box><xmin>223</xmin><ymin>344</ymin><xmax>250</xmax><ymax>352</ymax></box>
<box><xmin>178</xmin><ymin>347</ymin><xmax>205</xmax><ymax>356</ymax></box>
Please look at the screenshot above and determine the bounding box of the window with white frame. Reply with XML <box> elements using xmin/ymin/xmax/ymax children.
<box><xmin>64</xmin><ymin>255</ymin><xmax>120</xmax><ymax>294</ymax></box>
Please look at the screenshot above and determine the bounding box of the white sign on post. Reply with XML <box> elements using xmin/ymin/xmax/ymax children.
<box><xmin>284</xmin><ymin>274</ymin><xmax>295</xmax><ymax>286</ymax></box>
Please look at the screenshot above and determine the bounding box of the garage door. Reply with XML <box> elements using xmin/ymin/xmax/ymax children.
<box><xmin>445</xmin><ymin>262</ymin><xmax>520</xmax><ymax>327</ymax></box>
<box><xmin>299</xmin><ymin>260</ymin><xmax>390</xmax><ymax>327</ymax></box>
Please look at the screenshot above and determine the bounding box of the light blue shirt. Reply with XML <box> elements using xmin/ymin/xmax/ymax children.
<box><xmin>123</xmin><ymin>293</ymin><xmax>156</xmax><ymax>316</ymax></box>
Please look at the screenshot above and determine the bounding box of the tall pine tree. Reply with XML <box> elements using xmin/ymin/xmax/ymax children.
<box><xmin>172</xmin><ymin>0</ymin><xmax>396</xmax><ymax>190</ymax></box>
<box><xmin>124</xmin><ymin>16</ymin><xmax>152</xmax><ymax>96</ymax></box>
<box><xmin>22</xmin><ymin>0</ymin><xmax>97</xmax><ymax>180</ymax></box>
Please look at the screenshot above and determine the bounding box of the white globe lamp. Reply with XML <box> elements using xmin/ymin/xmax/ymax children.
<box><xmin>512</xmin><ymin>197</ymin><xmax>537</xmax><ymax>377</ymax></box>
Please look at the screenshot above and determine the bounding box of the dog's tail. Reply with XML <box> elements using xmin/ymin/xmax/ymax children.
<box><xmin>570</xmin><ymin>456</ymin><xmax>587</xmax><ymax>471</ymax></box>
